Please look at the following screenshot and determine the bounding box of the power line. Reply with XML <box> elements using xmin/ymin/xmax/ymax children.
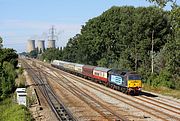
<box><xmin>48</xmin><ymin>25</ymin><xmax>58</xmax><ymax>40</ymax></box>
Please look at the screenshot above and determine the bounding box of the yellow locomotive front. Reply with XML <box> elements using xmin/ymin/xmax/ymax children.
<box><xmin>127</xmin><ymin>73</ymin><xmax>142</xmax><ymax>95</ymax></box>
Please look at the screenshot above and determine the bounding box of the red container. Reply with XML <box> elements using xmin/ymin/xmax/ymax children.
<box><xmin>82</xmin><ymin>65</ymin><xmax>96</xmax><ymax>78</ymax></box>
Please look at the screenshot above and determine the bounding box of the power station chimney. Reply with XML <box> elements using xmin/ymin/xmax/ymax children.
<box><xmin>27</xmin><ymin>40</ymin><xmax>35</xmax><ymax>53</ymax></box>
<box><xmin>37</xmin><ymin>40</ymin><xmax>45</xmax><ymax>53</ymax></box>
<box><xmin>47</xmin><ymin>26</ymin><xmax>57</xmax><ymax>48</ymax></box>
<box><xmin>47</xmin><ymin>40</ymin><xmax>55</xmax><ymax>48</ymax></box>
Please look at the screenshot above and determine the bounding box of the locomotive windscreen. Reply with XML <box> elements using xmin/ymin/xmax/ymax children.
<box><xmin>128</xmin><ymin>75</ymin><xmax>141</xmax><ymax>80</ymax></box>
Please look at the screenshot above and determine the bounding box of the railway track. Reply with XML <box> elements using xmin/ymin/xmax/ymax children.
<box><xmin>21</xmin><ymin>60</ymin><xmax>76</xmax><ymax>121</ymax></box>
<box><xmin>26</xmin><ymin>59</ymin><xmax>180</xmax><ymax>121</ymax></box>
<box><xmin>134</xmin><ymin>96</ymin><xmax>180</xmax><ymax>115</ymax></box>
<box><xmin>140</xmin><ymin>92</ymin><xmax>180</xmax><ymax>107</ymax></box>
<box><xmin>42</xmin><ymin>66</ymin><xmax>128</xmax><ymax>121</ymax></box>
<box><xmin>38</xmin><ymin>61</ymin><xmax>180</xmax><ymax>121</ymax></box>
<box><xmin>63</xmin><ymin>72</ymin><xmax>180</xmax><ymax>121</ymax></box>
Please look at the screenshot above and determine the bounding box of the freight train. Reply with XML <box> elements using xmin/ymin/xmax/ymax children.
<box><xmin>51</xmin><ymin>60</ymin><xmax>142</xmax><ymax>95</ymax></box>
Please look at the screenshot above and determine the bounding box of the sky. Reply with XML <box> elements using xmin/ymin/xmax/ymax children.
<box><xmin>0</xmin><ymin>0</ymin><xmax>177</xmax><ymax>53</ymax></box>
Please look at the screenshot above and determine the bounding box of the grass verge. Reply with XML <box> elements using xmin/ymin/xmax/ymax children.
<box><xmin>0</xmin><ymin>97</ymin><xmax>32</xmax><ymax>121</ymax></box>
<box><xmin>143</xmin><ymin>83</ymin><xmax>180</xmax><ymax>99</ymax></box>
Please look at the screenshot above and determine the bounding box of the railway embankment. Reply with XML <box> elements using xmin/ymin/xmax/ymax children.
<box><xmin>0</xmin><ymin>97</ymin><xmax>31</xmax><ymax>121</ymax></box>
<box><xmin>0</xmin><ymin>70</ymin><xmax>32</xmax><ymax>121</ymax></box>
<box><xmin>143</xmin><ymin>83</ymin><xmax>180</xmax><ymax>99</ymax></box>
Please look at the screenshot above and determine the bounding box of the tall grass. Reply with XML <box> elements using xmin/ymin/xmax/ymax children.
<box><xmin>0</xmin><ymin>98</ymin><xmax>32</xmax><ymax>121</ymax></box>
<box><xmin>143</xmin><ymin>83</ymin><xmax>180</xmax><ymax>99</ymax></box>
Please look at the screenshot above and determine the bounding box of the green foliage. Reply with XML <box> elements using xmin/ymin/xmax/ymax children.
<box><xmin>16</xmin><ymin>71</ymin><xmax>26</xmax><ymax>88</ymax></box>
<box><xmin>147</xmin><ymin>0</ymin><xmax>176</xmax><ymax>8</ymax></box>
<box><xmin>0</xmin><ymin>38</ymin><xmax>18</xmax><ymax>99</ymax></box>
<box><xmin>143</xmin><ymin>83</ymin><xmax>180</xmax><ymax>99</ymax></box>
<box><xmin>40</xmin><ymin>48</ymin><xmax>63</xmax><ymax>62</ymax></box>
<box><xmin>18</xmin><ymin>67</ymin><xmax>24</xmax><ymax>75</ymax></box>
<box><xmin>19</xmin><ymin>52</ymin><xmax>28</xmax><ymax>57</ymax></box>
<box><xmin>62</xmin><ymin>34</ymin><xmax>80</xmax><ymax>62</ymax></box>
<box><xmin>0</xmin><ymin>98</ymin><xmax>32</xmax><ymax>121</ymax></box>
<box><xmin>150</xmin><ymin>69</ymin><xmax>173</xmax><ymax>88</ymax></box>
<box><xmin>64</xmin><ymin>6</ymin><xmax>171</xmax><ymax>69</ymax></box>
<box><xmin>0</xmin><ymin>48</ymin><xmax>18</xmax><ymax>68</ymax></box>
<box><xmin>28</xmin><ymin>50</ymin><xmax>38</xmax><ymax>58</ymax></box>
<box><xmin>0</xmin><ymin>37</ymin><xmax>2</xmax><ymax>49</ymax></box>
<box><xmin>1</xmin><ymin>62</ymin><xmax>17</xmax><ymax>99</ymax></box>
<box><xmin>60</xmin><ymin>6</ymin><xmax>179</xmax><ymax>90</ymax></box>
<box><xmin>38</xmin><ymin>5</ymin><xmax>179</xmax><ymax>90</ymax></box>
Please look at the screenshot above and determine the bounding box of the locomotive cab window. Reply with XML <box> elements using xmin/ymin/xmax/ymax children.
<box><xmin>128</xmin><ymin>75</ymin><xmax>141</xmax><ymax>80</ymax></box>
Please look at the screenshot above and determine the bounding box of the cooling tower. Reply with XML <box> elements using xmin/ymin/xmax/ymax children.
<box><xmin>27</xmin><ymin>40</ymin><xmax>35</xmax><ymax>53</ymax></box>
<box><xmin>47</xmin><ymin>40</ymin><xmax>55</xmax><ymax>48</ymax></box>
<box><xmin>37</xmin><ymin>40</ymin><xmax>45</xmax><ymax>53</ymax></box>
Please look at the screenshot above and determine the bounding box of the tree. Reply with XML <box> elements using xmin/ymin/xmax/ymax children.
<box><xmin>0</xmin><ymin>37</ymin><xmax>18</xmax><ymax>99</ymax></box>
<box><xmin>0</xmin><ymin>37</ymin><xmax>3</xmax><ymax>49</ymax></box>
<box><xmin>147</xmin><ymin>0</ymin><xmax>177</xmax><ymax>8</ymax></box>
<box><xmin>65</xmin><ymin>6</ymin><xmax>171</xmax><ymax>69</ymax></box>
<box><xmin>0</xmin><ymin>48</ymin><xmax>18</xmax><ymax>68</ymax></box>
<box><xmin>61</xmin><ymin>6</ymin><xmax>178</xmax><ymax>89</ymax></box>
<box><xmin>40</xmin><ymin>48</ymin><xmax>63</xmax><ymax>62</ymax></box>
<box><xmin>146</xmin><ymin>0</ymin><xmax>180</xmax><ymax>89</ymax></box>
<box><xmin>29</xmin><ymin>50</ymin><xmax>38</xmax><ymax>58</ymax></box>
<box><xmin>0</xmin><ymin>62</ymin><xmax>16</xmax><ymax>99</ymax></box>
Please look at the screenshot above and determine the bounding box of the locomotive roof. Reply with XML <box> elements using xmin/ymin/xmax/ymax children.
<box><xmin>109</xmin><ymin>69</ymin><xmax>129</xmax><ymax>75</ymax></box>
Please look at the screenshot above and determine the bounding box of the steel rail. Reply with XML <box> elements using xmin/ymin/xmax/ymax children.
<box><xmin>21</xmin><ymin>60</ymin><xmax>76</xmax><ymax>121</ymax></box>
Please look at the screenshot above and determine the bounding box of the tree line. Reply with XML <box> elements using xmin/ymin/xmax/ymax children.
<box><xmin>40</xmin><ymin>3</ymin><xmax>179</xmax><ymax>89</ymax></box>
<box><xmin>0</xmin><ymin>37</ymin><xmax>18</xmax><ymax>99</ymax></box>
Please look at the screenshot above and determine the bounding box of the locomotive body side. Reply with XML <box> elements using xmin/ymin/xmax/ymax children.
<box><xmin>108</xmin><ymin>70</ymin><xmax>126</xmax><ymax>86</ymax></box>
<box><xmin>108</xmin><ymin>69</ymin><xmax>127</xmax><ymax>92</ymax></box>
